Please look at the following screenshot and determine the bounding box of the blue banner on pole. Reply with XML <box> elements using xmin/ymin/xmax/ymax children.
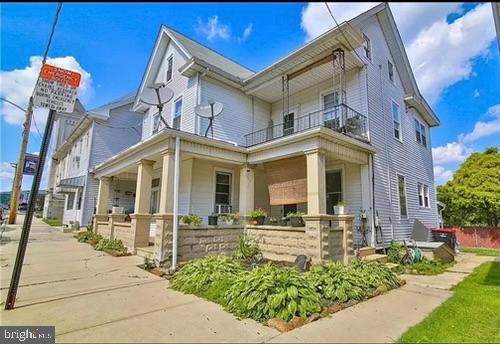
<box><xmin>23</xmin><ymin>154</ymin><xmax>39</xmax><ymax>175</ymax></box>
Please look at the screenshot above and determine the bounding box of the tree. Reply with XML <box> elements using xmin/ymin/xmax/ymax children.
<box><xmin>437</xmin><ymin>147</ymin><xmax>500</xmax><ymax>227</ymax></box>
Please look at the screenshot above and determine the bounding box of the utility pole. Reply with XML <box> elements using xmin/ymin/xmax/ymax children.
<box><xmin>8</xmin><ymin>98</ymin><xmax>34</xmax><ymax>224</ymax></box>
<box><xmin>7</xmin><ymin>2</ymin><xmax>62</xmax><ymax>224</ymax></box>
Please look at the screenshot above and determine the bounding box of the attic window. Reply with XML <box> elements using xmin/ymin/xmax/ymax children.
<box><xmin>388</xmin><ymin>61</ymin><xmax>394</xmax><ymax>82</ymax></box>
<box><xmin>166</xmin><ymin>55</ymin><xmax>173</xmax><ymax>82</ymax></box>
<box><xmin>363</xmin><ymin>34</ymin><xmax>371</xmax><ymax>60</ymax></box>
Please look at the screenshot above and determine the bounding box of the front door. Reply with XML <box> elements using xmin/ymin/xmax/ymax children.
<box><xmin>283</xmin><ymin>112</ymin><xmax>295</xmax><ymax>136</ymax></box>
<box><xmin>326</xmin><ymin>171</ymin><xmax>342</xmax><ymax>215</ymax></box>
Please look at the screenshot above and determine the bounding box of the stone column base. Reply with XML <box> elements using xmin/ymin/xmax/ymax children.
<box><xmin>130</xmin><ymin>213</ymin><xmax>152</xmax><ymax>252</ymax></box>
<box><xmin>94</xmin><ymin>214</ymin><xmax>109</xmax><ymax>233</ymax></box>
<box><xmin>303</xmin><ymin>214</ymin><xmax>334</xmax><ymax>264</ymax></box>
<box><xmin>153</xmin><ymin>213</ymin><xmax>174</xmax><ymax>265</ymax></box>
<box><xmin>108</xmin><ymin>214</ymin><xmax>127</xmax><ymax>239</ymax></box>
<box><xmin>332</xmin><ymin>215</ymin><xmax>354</xmax><ymax>263</ymax></box>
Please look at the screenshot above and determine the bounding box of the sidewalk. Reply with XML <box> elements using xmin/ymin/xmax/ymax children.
<box><xmin>1</xmin><ymin>217</ymin><xmax>494</xmax><ymax>343</ymax></box>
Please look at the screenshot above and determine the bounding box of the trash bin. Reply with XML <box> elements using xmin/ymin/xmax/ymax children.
<box><xmin>431</xmin><ymin>228</ymin><xmax>458</xmax><ymax>250</ymax></box>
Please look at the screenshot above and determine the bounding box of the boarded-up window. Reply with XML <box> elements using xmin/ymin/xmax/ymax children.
<box><xmin>264</xmin><ymin>156</ymin><xmax>307</xmax><ymax>206</ymax></box>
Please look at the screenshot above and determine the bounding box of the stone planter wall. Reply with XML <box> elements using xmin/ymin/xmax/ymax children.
<box><xmin>114</xmin><ymin>222</ymin><xmax>133</xmax><ymax>248</ymax></box>
<box><xmin>246</xmin><ymin>225</ymin><xmax>306</xmax><ymax>262</ymax></box>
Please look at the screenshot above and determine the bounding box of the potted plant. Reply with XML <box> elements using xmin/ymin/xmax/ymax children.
<box><xmin>334</xmin><ymin>201</ymin><xmax>346</xmax><ymax>215</ymax></box>
<box><xmin>287</xmin><ymin>211</ymin><xmax>305</xmax><ymax>227</ymax></box>
<box><xmin>208</xmin><ymin>212</ymin><xmax>218</xmax><ymax>226</ymax></box>
<box><xmin>221</xmin><ymin>212</ymin><xmax>239</xmax><ymax>225</ymax></box>
<box><xmin>181</xmin><ymin>214</ymin><xmax>202</xmax><ymax>226</ymax></box>
<box><xmin>250</xmin><ymin>208</ymin><xmax>267</xmax><ymax>225</ymax></box>
<box><xmin>268</xmin><ymin>216</ymin><xmax>278</xmax><ymax>226</ymax></box>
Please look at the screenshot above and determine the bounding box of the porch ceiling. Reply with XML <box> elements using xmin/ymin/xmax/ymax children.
<box><xmin>247</xmin><ymin>50</ymin><xmax>363</xmax><ymax>103</ymax></box>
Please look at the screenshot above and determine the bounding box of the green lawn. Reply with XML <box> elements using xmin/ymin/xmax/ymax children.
<box><xmin>399</xmin><ymin>262</ymin><xmax>500</xmax><ymax>343</ymax></box>
<box><xmin>42</xmin><ymin>219</ymin><xmax>63</xmax><ymax>227</ymax></box>
<box><xmin>461</xmin><ymin>247</ymin><xmax>500</xmax><ymax>257</ymax></box>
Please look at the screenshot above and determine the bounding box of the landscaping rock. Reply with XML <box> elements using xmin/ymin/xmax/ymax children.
<box><xmin>294</xmin><ymin>255</ymin><xmax>311</xmax><ymax>271</ymax></box>
<box><xmin>289</xmin><ymin>316</ymin><xmax>306</xmax><ymax>329</ymax></box>
<box><xmin>306</xmin><ymin>313</ymin><xmax>321</xmax><ymax>323</ymax></box>
<box><xmin>267</xmin><ymin>318</ymin><xmax>293</xmax><ymax>332</ymax></box>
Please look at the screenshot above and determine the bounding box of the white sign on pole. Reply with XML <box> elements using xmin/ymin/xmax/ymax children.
<box><xmin>33</xmin><ymin>64</ymin><xmax>81</xmax><ymax>113</ymax></box>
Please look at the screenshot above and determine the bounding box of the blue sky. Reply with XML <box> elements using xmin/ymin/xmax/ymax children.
<box><xmin>1</xmin><ymin>2</ymin><xmax>499</xmax><ymax>192</ymax></box>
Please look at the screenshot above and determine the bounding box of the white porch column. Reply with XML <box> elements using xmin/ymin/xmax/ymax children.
<box><xmin>96</xmin><ymin>176</ymin><xmax>111</xmax><ymax>215</ymax></box>
<box><xmin>239</xmin><ymin>165</ymin><xmax>254</xmax><ymax>219</ymax></box>
<box><xmin>94</xmin><ymin>177</ymin><xmax>111</xmax><ymax>233</ymax></box>
<box><xmin>305</xmin><ymin>149</ymin><xmax>326</xmax><ymax>215</ymax></box>
<box><xmin>129</xmin><ymin>159</ymin><xmax>155</xmax><ymax>251</ymax></box>
<box><xmin>154</xmin><ymin>149</ymin><xmax>175</xmax><ymax>264</ymax></box>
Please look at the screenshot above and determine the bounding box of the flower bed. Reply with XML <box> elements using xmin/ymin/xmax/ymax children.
<box><xmin>168</xmin><ymin>240</ymin><xmax>404</xmax><ymax>332</ymax></box>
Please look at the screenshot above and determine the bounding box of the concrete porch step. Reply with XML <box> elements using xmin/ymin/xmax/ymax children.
<box><xmin>362</xmin><ymin>253</ymin><xmax>388</xmax><ymax>263</ymax></box>
<box><xmin>358</xmin><ymin>246</ymin><xmax>376</xmax><ymax>257</ymax></box>
<box><xmin>136</xmin><ymin>246</ymin><xmax>154</xmax><ymax>259</ymax></box>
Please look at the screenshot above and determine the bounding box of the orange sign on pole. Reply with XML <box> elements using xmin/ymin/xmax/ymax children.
<box><xmin>39</xmin><ymin>64</ymin><xmax>81</xmax><ymax>87</ymax></box>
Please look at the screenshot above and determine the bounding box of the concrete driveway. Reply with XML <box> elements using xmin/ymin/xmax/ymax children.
<box><xmin>1</xmin><ymin>217</ymin><xmax>494</xmax><ymax>343</ymax></box>
<box><xmin>0</xmin><ymin>217</ymin><xmax>278</xmax><ymax>343</ymax></box>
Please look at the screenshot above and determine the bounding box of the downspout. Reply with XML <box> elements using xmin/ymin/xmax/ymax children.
<box><xmin>172</xmin><ymin>135</ymin><xmax>181</xmax><ymax>270</ymax></box>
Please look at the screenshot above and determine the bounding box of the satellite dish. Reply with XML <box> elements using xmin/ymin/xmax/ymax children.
<box><xmin>195</xmin><ymin>100</ymin><xmax>223</xmax><ymax>138</ymax></box>
<box><xmin>138</xmin><ymin>84</ymin><xmax>174</xmax><ymax>130</ymax></box>
<box><xmin>139</xmin><ymin>84</ymin><xmax>174</xmax><ymax>106</ymax></box>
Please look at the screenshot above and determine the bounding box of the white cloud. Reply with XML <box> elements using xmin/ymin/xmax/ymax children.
<box><xmin>473</xmin><ymin>89</ymin><xmax>480</xmax><ymax>98</ymax></box>
<box><xmin>459</xmin><ymin>104</ymin><xmax>500</xmax><ymax>143</ymax></box>
<box><xmin>432</xmin><ymin>141</ymin><xmax>472</xmax><ymax>164</ymax></box>
<box><xmin>238</xmin><ymin>23</ymin><xmax>253</xmax><ymax>43</ymax></box>
<box><xmin>196</xmin><ymin>16</ymin><xmax>231</xmax><ymax>41</ymax></box>
<box><xmin>434</xmin><ymin>165</ymin><xmax>454</xmax><ymax>185</ymax></box>
<box><xmin>300</xmin><ymin>3</ymin><xmax>495</xmax><ymax>104</ymax></box>
<box><xmin>0</xmin><ymin>56</ymin><xmax>93</xmax><ymax>130</ymax></box>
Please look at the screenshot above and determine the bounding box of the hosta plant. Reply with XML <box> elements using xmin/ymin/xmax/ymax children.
<box><xmin>75</xmin><ymin>229</ymin><xmax>102</xmax><ymax>243</ymax></box>
<box><xmin>225</xmin><ymin>264</ymin><xmax>322</xmax><ymax>322</ymax></box>
<box><xmin>233</xmin><ymin>236</ymin><xmax>261</xmax><ymax>260</ymax></box>
<box><xmin>170</xmin><ymin>255</ymin><xmax>244</xmax><ymax>304</ymax></box>
<box><xmin>95</xmin><ymin>238</ymin><xmax>127</xmax><ymax>254</ymax></box>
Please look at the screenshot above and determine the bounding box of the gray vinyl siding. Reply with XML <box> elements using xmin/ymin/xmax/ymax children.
<box><xmin>353</xmin><ymin>14</ymin><xmax>438</xmax><ymax>245</ymax></box>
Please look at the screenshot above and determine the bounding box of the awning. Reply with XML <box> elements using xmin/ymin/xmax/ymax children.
<box><xmin>56</xmin><ymin>176</ymin><xmax>86</xmax><ymax>192</ymax></box>
<box><xmin>264</xmin><ymin>156</ymin><xmax>307</xmax><ymax>206</ymax></box>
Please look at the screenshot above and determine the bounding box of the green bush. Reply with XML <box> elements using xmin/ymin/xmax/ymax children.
<box><xmin>170</xmin><ymin>256</ymin><xmax>244</xmax><ymax>304</ymax></box>
<box><xmin>387</xmin><ymin>241</ymin><xmax>405</xmax><ymax>264</ymax></box>
<box><xmin>306</xmin><ymin>261</ymin><xmax>400</xmax><ymax>303</ymax></box>
<box><xmin>95</xmin><ymin>238</ymin><xmax>127</xmax><ymax>254</ymax></box>
<box><xmin>225</xmin><ymin>264</ymin><xmax>322</xmax><ymax>322</ymax></box>
<box><xmin>181</xmin><ymin>214</ymin><xmax>202</xmax><ymax>226</ymax></box>
<box><xmin>401</xmin><ymin>259</ymin><xmax>452</xmax><ymax>275</ymax></box>
<box><xmin>249</xmin><ymin>208</ymin><xmax>267</xmax><ymax>218</ymax></box>
<box><xmin>75</xmin><ymin>229</ymin><xmax>102</xmax><ymax>243</ymax></box>
<box><xmin>233</xmin><ymin>236</ymin><xmax>261</xmax><ymax>260</ymax></box>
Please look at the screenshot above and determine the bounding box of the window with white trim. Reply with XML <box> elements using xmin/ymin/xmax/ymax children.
<box><xmin>215</xmin><ymin>172</ymin><xmax>231</xmax><ymax>207</ymax></box>
<box><xmin>67</xmin><ymin>192</ymin><xmax>75</xmax><ymax>210</ymax></box>
<box><xmin>418</xmin><ymin>183</ymin><xmax>430</xmax><ymax>208</ymax></box>
<box><xmin>363</xmin><ymin>34</ymin><xmax>371</xmax><ymax>60</ymax></box>
<box><xmin>166</xmin><ymin>55</ymin><xmax>173</xmax><ymax>82</ymax></box>
<box><xmin>173</xmin><ymin>97</ymin><xmax>182</xmax><ymax>130</ymax></box>
<box><xmin>388</xmin><ymin>61</ymin><xmax>394</xmax><ymax>82</ymax></box>
<box><xmin>415</xmin><ymin>118</ymin><xmax>427</xmax><ymax>147</ymax></box>
<box><xmin>392</xmin><ymin>101</ymin><xmax>401</xmax><ymax>140</ymax></box>
<box><xmin>152</xmin><ymin>113</ymin><xmax>160</xmax><ymax>134</ymax></box>
<box><xmin>397</xmin><ymin>175</ymin><xmax>408</xmax><ymax>217</ymax></box>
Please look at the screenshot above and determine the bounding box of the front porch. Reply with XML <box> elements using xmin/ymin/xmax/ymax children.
<box><xmin>92</xmin><ymin>127</ymin><xmax>376</xmax><ymax>266</ymax></box>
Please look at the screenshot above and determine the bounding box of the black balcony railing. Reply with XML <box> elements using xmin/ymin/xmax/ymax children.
<box><xmin>244</xmin><ymin>104</ymin><xmax>368</xmax><ymax>147</ymax></box>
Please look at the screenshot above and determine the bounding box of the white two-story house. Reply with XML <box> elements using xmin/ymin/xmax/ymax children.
<box><xmin>45</xmin><ymin>95</ymin><xmax>143</xmax><ymax>228</ymax></box>
<box><xmin>91</xmin><ymin>3</ymin><xmax>440</xmax><ymax>265</ymax></box>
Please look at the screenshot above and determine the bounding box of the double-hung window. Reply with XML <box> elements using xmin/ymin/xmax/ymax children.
<box><xmin>363</xmin><ymin>34</ymin><xmax>371</xmax><ymax>60</ymax></box>
<box><xmin>67</xmin><ymin>192</ymin><xmax>75</xmax><ymax>210</ymax></box>
<box><xmin>173</xmin><ymin>97</ymin><xmax>182</xmax><ymax>130</ymax></box>
<box><xmin>215</xmin><ymin>172</ymin><xmax>231</xmax><ymax>208</ymax></box>
<box><xmin>415</xmin><ymin>118</ymin><xmax>427</xmax><ymax>147</ymax></box>
<box><xmin>323</xmin><ymin>91</ymin><xmax>339</xmax><ymax>129</ymax></box>
<box><xmin>397</xmin><ymin>175</ymin><xmax>408</xmax><ymax>217</ymax></box>
<box><xmin>418</xmin><ymin>183</ymin><xmax>430</xmax><ymax>208</ymax></box>
<box><xmin>392</xmin><ymin>101</ymin><xmax>401</xmax><ymax>140</ymax></box>
<box><xmin>165</xmin><ymin>55</ymin><xmax>173</xmax><ymax>82</ymax></box>
<box><xmin>283</xmin><ymin>112</ymin><xmax>294</xmax><ymax>136</ymax></box>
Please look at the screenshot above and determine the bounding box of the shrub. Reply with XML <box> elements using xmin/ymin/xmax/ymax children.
<box><xmin>234</xmin><ymin>236</ymin><xmax>261</xmax><ymax>260</ymax></box>
<box><xmin>306</xmin><ymin>261</ymin><xmax>400</xmax><ymax>303</ymax></box>
<box><xmin>181</xmin><ymin>214</ymin><xmax>202</xmax><ymax>226</ymax></box>
<box><xmin>225</xmin><ymin>264</ymin><xmax>323</xmax><ymax>322</ymax></box>
<box><xmin>387</xmin><ymin>241</ymin><xmax>405</xmax><ymax>264</ymax></box>
<box><xmin>95</xmin><ymin>238</ymin><xmax>127</xmax><ymax>254</ymax></box>
<box><xmin>75</xmin><ymin>229</ymin><xmax>102</xmax><ymax>243</ymax></box>
<box><xmin>170</xmin><ymin>256</ymin><xmax>244</xmax><ymax>304</ymax></box>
